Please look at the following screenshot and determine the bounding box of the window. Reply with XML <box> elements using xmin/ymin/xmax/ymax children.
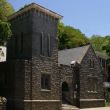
<box><xmin>41</xmin><ymin>74</ymin><xmax>51</xmax><ymax>90</ymax></box>
<box><xmin>20</xmin><ymin>32</ymin><xmax>23</xmax><ymax>53</ymax></box>
<box><xmin>88</xmin><ymin>77</ymin><xmax>97</xmax><ymax>93</ymax></box>
<box><xmin>40</xmin><ymin>32</ymin><xmax>44</xmax><ymax>55</ymax></box>
<box><xmin>89</xmin><ymin>59</ymin><xmax>94</xmax><ymax>68</ymax></box>
<box><xmin>15</xmin><ymin>35</ymin><xmax>18</xmax><ymax>55</ymax></box>
<box><xmin>47</xmin><ymin>34</ymin><xmax>51</xmax><ymax>57</ymax></box>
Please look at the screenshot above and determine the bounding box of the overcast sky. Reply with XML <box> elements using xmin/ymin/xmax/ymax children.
<box><xmin>8</xmin><ymin>0</ymin><xmax>110</xmax><ymax>37</ymax></box>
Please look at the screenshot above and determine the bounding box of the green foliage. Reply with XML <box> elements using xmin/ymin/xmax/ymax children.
<box><xmin>90</xmin><ymin>35</ymin><xmax>110</xmax><ymax>56</ymax></box>
<box><xmin>0</xmin><ymin>0</ymin><xmax>14</xmax><ymax>44</ymax></box>
<box><xmin>0</xmin><ymin>20</ymin><xmax>12</xmax><ymax>43</ymax></box>
<box><xmin>102</xmin><ymin>36</ymin><xmax>110</xmax><ymax>56</ymax></box>
<box><xmin>90</xmin><ymin>35</ymin><xmax>105</xmax><ymax>52</ymax></box>
<box><xmin>0</xmin><ymin>0</ymin><xmax>14</xmax><ymax>21</ymax></box>
<box><xmin>58</xmin><ymin>22</ymin><xmax>89</xmax><ymax>50</ymax></box>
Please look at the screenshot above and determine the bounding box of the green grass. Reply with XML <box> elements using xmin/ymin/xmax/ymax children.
<box><xmin>105</xmin><ymin>101</ymin><xmax>110</xmax><ymax>106</ymax></box>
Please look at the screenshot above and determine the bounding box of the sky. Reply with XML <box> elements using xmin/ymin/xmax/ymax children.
<box><xmin>8</xmin><ymin>0</ymin><xmax>110</xmax><ymax>37</ymax></box>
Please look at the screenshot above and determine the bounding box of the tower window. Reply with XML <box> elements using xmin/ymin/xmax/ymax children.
<box><xmin>47</xmin><ymin>34</ymin><xmax>51</xmax><ymax>57</ymax></box>
<box><xmin>40</xmin><ymin>32</ymin><xmax>44</xmax><ymax>55</ymax></box>
<box><xmin>20</xmin><ymin>32</ymin><xmax>23</xmax><ymax>54</ymax></box>
<box><xmin>15</xmin><ymin>35</ymin><xmax>18</xmax><ymax>55</ymax></box>
<box><xmin>41</xmin><ymin>74</ymin><xmax>51</xmax><ymax>90</ymax></box>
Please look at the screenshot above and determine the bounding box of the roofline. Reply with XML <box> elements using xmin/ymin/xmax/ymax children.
<box><xmin>78</xmin><ymin>45</ymin><xmax>91</xmax><ymax>64</ymax></box>
<box><xmin>58</xmin><ymin>44</ymin><xmax>91</xmax><ymax>52</ymax></box>
<box><xmin>8</xmin><ymin>3</ymin><xmax>63</xmax><ymax>20</ymax></box>
<box><xmin>58</xmin><ymin>45</ymin><xmax>91</xmax><ymax>65</ymax></box>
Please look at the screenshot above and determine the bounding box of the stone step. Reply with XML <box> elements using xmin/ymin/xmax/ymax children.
<box><xmin>61</xmin><ymin>104</ymin><xmax>79</xmax><ymax>110</ymax></box>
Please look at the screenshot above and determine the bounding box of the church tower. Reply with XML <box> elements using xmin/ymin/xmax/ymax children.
<box><xmin>7</xmin><ymin>3</ymin><xmax>62</xmax><ymax>110</ymax></box>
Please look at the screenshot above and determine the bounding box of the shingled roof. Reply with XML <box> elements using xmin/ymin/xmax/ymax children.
<box><xmin>8</xmin><ymin>3</ymin><xmax>63</xmax><ymax>20</ymax></box>
<box><xmin>58</xmin><ymin>45</ymin><xmax>90</xmax><ymax>65</ymax></box>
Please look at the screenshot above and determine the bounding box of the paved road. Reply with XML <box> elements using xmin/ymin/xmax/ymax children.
<box><xmin>81</xmin><ymin>107</ymin><xmax>110</xmax><ymax>110</ymax></box>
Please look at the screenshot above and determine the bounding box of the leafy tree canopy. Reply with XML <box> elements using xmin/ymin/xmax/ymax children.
<box><xmin>90</xmin><ymin>35</ymin><xmax>105</xmax><ymax>52</ymax></box>
<box><xmin>90</xmin><ymin>35</ymin><xmax>110</xmax><ymax>56</ymax></box>
<box><xmin>0</xmin><ymin>0</ymin><xmax>14</xmax><ymax>44</ymax></box>
<box><xmin>58</xmin><ymin>22</ymin><xmax>89</xmax><ymax>50</ymax></box>
<box><xmin>102</xmin><ymin>36</ymin><xmax>110</xmax><ymax>56</ymax></box>
<box><xmin>0</xmin><ymin>20</ymin><xmax>12</xmax><ymax>43</ymax></box>
<box><xmin>0</xmin><ymin>0</ymin><xmax>14</xmax><ymax>21</ymax></box>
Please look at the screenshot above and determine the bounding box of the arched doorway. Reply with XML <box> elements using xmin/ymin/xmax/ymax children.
<box><xmin>62</xmin><ymin>82</ymin><xmax>69</xmax><ymax>104</ymax></box>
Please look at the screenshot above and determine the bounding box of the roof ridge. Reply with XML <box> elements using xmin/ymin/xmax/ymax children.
<box><xmin>79</xmin><ymin>45</ymin><xmax>91</xmax><ymax>63</ymax></box>
<box><xmin>58</xmin><ymin>44</ymin><xmax>90</xmax><ymax>52</ymax></box>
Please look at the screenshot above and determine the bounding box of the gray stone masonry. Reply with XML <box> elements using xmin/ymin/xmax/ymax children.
<box><xmin>79</xmin><ymin>45</ymin><xmax>105</xmax><ymax>108</ymax></box>
<box><xmin>6</xmin><ymin>3</ymin><xmax>61</xmax><ymax>110</ymax></box>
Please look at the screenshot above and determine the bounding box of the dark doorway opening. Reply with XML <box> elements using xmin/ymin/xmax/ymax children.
<box><xmin>62</xmin><ymin>82</ymin><xmax>70</xmax><ymax>104</ymax></box>
<box><xmin>62</xmin><ymin>82</ymin><xmax>69</xmax><ymax>91</ymax></box>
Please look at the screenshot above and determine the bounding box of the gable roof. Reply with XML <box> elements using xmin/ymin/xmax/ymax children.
<box><xmin>58</xmin><ymin>45</ymin><xmax>90</xmax><ymax>65</ymax></box>
<box><xmin>8</xmin><ymin>3</ymin><xmax>63</xmax><ymax>20</ymax></box>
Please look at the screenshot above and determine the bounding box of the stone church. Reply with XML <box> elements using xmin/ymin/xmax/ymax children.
<box><xmin>59</xmin><ymin>45</ymin><xmax>105</xmax><ymax>108</ymax></box>
<box><xmin>0</xmin><ymin>3</ymin><xmax>105</xmax><ymax>110</ymax></box>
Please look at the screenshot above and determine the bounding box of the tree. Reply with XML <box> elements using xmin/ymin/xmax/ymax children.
<box><xmin>102</xmin><ymin>36</ymin><xmax>110</xmax><ymax>56</ymax></box>
<box><xmin>90</xmin><ymin>35</ymin><xmax>105</xmax><ymax>52</ymax></box>
<box><xmin>90</xmin><ymin>35</ymin><xmax>110</xmax><ymax>56</ymax></box>
<box><xmin>0</xmin><ymin>0</ymin><xmax>14</xmax><ymax>44</ymax></box>
<box><xmin>0</xmin><ymin>20</ymin><xmax>12</xmax><ymax>44</ymax></box>
<box><xmin>58</xmin><ymin>22</ymin><xmax>89</xmax><ymax>50</ymax></box>
<box><xmin>0</xmin><ymin>0</ymin><xmax>14</xmax><ymax>21</ymax></box>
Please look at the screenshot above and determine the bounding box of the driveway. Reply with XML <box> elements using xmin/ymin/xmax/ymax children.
<box><xmin>80</xmin><ymin>107</ymin><xmax>110</xmax><ymax>110</ymax></box>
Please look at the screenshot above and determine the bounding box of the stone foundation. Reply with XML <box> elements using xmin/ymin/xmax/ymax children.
<box><xmin>80</xmin><ymin>99</ymin><xmax>105</xmax><ymax>108</ymax></box>
<box><xmin>24</xmin><ymin>100</ymin><xmax>61</xmax><ymax>110</ymax></box>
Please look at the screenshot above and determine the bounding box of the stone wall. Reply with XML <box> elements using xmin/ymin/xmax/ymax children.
<box><xmin>7</xmin><ymin>7</ymin><xmax>59</xmax><ymax>60</ymax></box>
<box><xmin>59</xmin><ymin>64</ymin><xmax>80</xmax><ymax>106</ymax></box>
<box><xmin>80</xmin><ymin>100</ymin><xmax>105</xmax><ymax>108</ymax></box>
<box><xmin>79</xmin><ymin>45</ymin><xmax>105</xmax><ymax>108</ymax></box>
<box><xmin>6</xmin><ymin>4</ymin><xmax>61</xmax><ymax>110</ymax></box>
<box><xmin>24</xmin><ymin>101</ymin><xmax>61</xmax><ymax>110</ymax></box>
<box><xmin>59</xmin><ymin>64</ymin><xmax>73</xmax><ymax>104</ymax></box>
<box><xmin>7</xmin><ymin>10</ymin><xmax>33</xmax><ymax>59</ymax></box>
<box><xmin>31</xmin><ymin>56</ymin><xmax>60</xmax><ymax>100</ymax></box>
<box><xmin>6</xmin><ymin>55</ymin><xmax>61</xmax><ymax>110</ymax></box>
<box><xmin>32</xmin><ymin>9</ymin><xmax>58</xmax><ymax>58</ymax></box>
